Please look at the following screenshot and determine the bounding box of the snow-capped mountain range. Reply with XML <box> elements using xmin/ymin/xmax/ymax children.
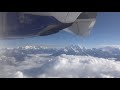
<box><xmin>1</xmin><ymin>45</ymin><xmax>119</xmax><ymax>60</ymax></box>
<box><xmin>0</xmin><ymin>45</ymin><xmax>120</xmax><ymax>78</ymax></box>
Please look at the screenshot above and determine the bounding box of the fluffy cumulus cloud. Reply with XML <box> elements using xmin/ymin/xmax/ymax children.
<box><xmin>0</xmin><ymin>45</ymin><xmax>120</xmax><ymax>78</ymax></box>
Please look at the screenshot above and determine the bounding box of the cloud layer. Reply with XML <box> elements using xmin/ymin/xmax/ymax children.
<box><xmin>0</xmin><ymin>45</ymin><xmax>120</xmax><ymax>78</ymax></box>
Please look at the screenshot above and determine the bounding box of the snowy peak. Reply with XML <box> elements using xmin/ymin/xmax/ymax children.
<box><xmin>1</xmin><ymin>45</ymin><xmax>120</xmax><ymax>60</ymax></box>
<box><xmin>0</xmin><ymin>45</ymin><xmax>120</xmax><ymax>78</ymax></box>
<box><xmin>100</xmin><ymin>45</ymin><xmax>120</xmax><ymax>50</ymax></box>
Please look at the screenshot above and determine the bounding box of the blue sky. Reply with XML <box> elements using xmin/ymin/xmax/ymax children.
<box><xmin>0</xmin><ymin>12</ymin><xmax>120</xmax><ymax>48</ymax></box>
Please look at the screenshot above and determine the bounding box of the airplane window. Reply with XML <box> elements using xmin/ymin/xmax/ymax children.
<box><xmin>0</xmin><ymin>12</ymin><xmax>120</xmax><ymax>78</ymax></box>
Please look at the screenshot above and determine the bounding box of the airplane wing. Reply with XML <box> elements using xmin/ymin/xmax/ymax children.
<box><xmin>68</xmin><ymin>12</ymin><xmax>97</xmax><ymax>36</ymax></box>
<box><xmin>0</xmin><ymin>12</ymin><xmax>97</xmax><ymax>39</ymax></box>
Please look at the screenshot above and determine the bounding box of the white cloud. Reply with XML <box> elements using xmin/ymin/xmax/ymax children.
<box><xmin>13</xmin><ymin>71</ymin><xmax>24</xmax><ymax>78</ymax></box>
<box><xmin>0</xmin><ymin>45</ymin><xmax>120</xmax><ymax>78</ymax></box>
<box><xmin>98</xmin><ymin>45</ymin><xmax>120</xmax><ymax>49</ymax></box>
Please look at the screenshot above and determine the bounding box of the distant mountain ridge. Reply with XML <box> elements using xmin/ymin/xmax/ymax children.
<box><xmin>0</xmin><ymin>45</ymin><xmax>120</xmax><ymax>61</ymax></box>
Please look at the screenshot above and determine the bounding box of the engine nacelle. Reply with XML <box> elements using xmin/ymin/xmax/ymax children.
<box><xmin>0</xmin><ymin>12</ymin><xmax>97</xmax><ymax>39</ymax></box>
<box><xmin>21</xmin><ymin>12</ymin><xmax>82</xmax><ymax>23</ymax></box>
